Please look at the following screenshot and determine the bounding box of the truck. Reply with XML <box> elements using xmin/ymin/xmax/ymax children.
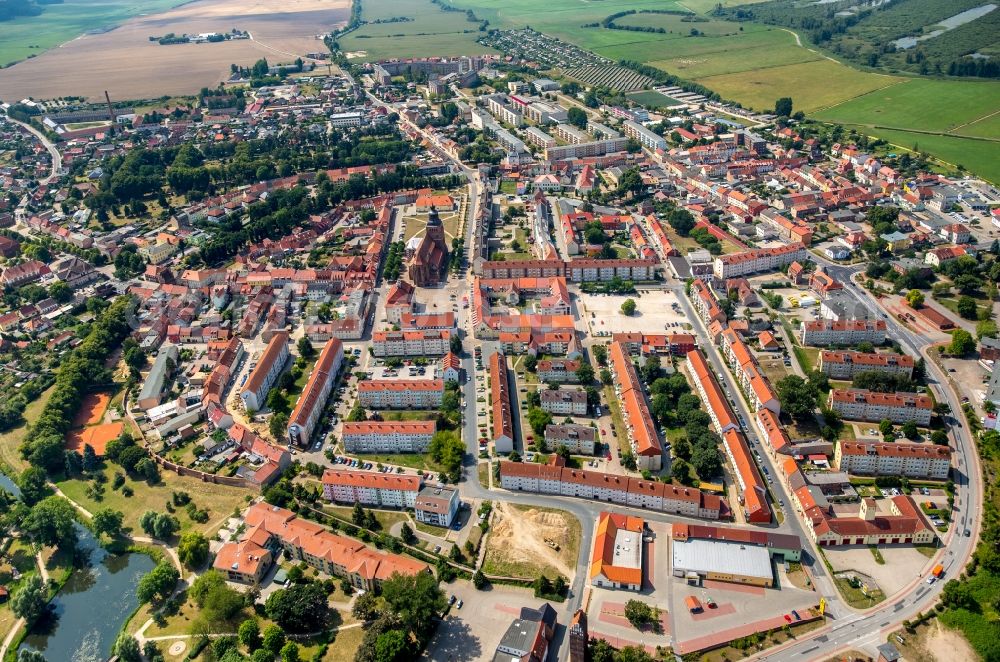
<box><xmin>932</xmin><ymin>564</ymin><xmax>944</xmax><ymax>579</ymax></box>
<box><xmin>685</xmin><ymin>595</ymin><xmax>703</xmax><ymax>613</ymax></box>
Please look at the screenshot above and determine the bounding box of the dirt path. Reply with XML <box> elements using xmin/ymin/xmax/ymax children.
<box><xmin>489</xmin><ymin>502</ymin><xmax>575</xmax><ymax>578</ymax></box>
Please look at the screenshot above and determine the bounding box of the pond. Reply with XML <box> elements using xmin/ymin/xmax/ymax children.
<box><xmin>0</xmin><ymin>470</ymin><xmax>20</xmax><ymax>497</ymax></box>
<box><xmin>1</xmin><ymin>469</ymin><xmax>157</xmax><ymax>662</ymax></box>
<box><xmin>892</xmin><ymin>4</ymin><xmax>996</xmax><ymax>49</ymax></box>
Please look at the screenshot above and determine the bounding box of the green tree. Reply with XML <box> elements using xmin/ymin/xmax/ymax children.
<box><xmin>352</xmin><ymin>591</ymin><xmax>381</xmax><ymax>621</ymax></box>
<box><xmin>775</xmin><ymin>375</ymin><xmax>819</xmax><ymax>420</ymax></box>
<box><xmin>473</xmin><ymin>569</ymin><xmax>487</xmax><ymax>589</ymax></box>
<box><xmin>948</xmin><ymin>329</ymin><xmax>976</xmax><ymax>356</ymax></box>
<box><xmin>527</xmin><ymin>407</ymin><xmax>553</xmax><ymax>436</ymax></box>
<box><xmin>178</xmin><ymin>531</ymin><xmax>210</xmax><ymax>568</ymax></box>
<box><xmin>113</xmin><ymin>633</ymin><xmax>142</xmax><ymax>662</ymax></box>
<box><xmin>374</xmin><ymin>630</ymin><xmax>410</xmax><ymax>662</ymax></box>
<box><xmin>17</xmin><ymin>466</ymin><xmax>48</xmax><ymax>506</ymax></box>
<box><xmin>262</xmin><ymin>624</ymin><xmax>286</xmax><ymax>655</ymax></box>
<box><xmin>380</xmin><ymin>571</ymin><xmax>447</xmax><ymax>642</ymax></box>
<box><xmin>957</xmin><ymin>295</ymin><xmax>978</xmax><ymax>320</ymax></box>
<box><xmin>269</xmin><ymin>412</ymin><xmax>289</xmax><ymax>441</ymax></box>
<box><xmin>239</xmin><ymin>618</ymin><xmax>262</xmax><ymax>651</ymax></box>
<box><xmin>297</xmin><ymin>337</ymin><xmax>315</xmax><ymax>359</ymax></box>
<box><xmin>265</xmin><ymin>583</ymin><xmax>330</xmax><ymax>633</ymax></box>
<box><xmin>905</xmin><ymin>290</ymin><xmax>924</xmax><ymax>307</ymax></box>
<box><xmin>11</xmin><ymin>575</ymin><xmax>47</xmax><ymax>623</ymax></box>
<box><xmin>136</xmin><ymin>561</ymin><xmax>179</xmax><ymax>604</ymax></box>
<box><xmin>92</xmin><ymin>508</ymin><xmax>124</xmax><ymax>540</ymax></box>
<box><xmin>566</xmin><ymin>106</ymin><xmax>588</xmax><ymax>129</ymax></box>
<box><xmin>621</xmin><ymin>298</ymin><xmax>637</xmax><ymax>315</ymax></box>
<box><xmin>23</xmin><ymin>497</ymin><xmax>78</xmax><ymax>549</ymax></box>
<box><xmin>774</xmin><ymin>97</ymin><xmax>793</xmax><ymax>117</ymax></box>
<box><xmin>623</xmin><ymin>599</ymin><xmax>654</xmax><ymax>628</ymax></box>
<box><xmin>280</xmin><ymin>641</ymin><xmax>300</xmax><ymax>662</ymax></box>
<box><xmin>902</xmin><ymin>420</ymin><xmax>919</xmax><ymax>440</ymax></box>
<box><xmin>576</xmin><ymin>362</ymin><xmax>595</xmax><ymax>384</ymax></box>
<box><xmin>523</xmin><ymin>354</ymin><xmax>537</xmax><ymax>372</ymax></box>
<box><xmin>976</xmin><ymin>319</ymin><xmax>998</xmax><ymax>340</ymax></box>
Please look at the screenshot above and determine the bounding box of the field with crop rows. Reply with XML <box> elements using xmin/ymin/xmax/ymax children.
<box><xmin>561</xmin><ymin>65</ymin><xmax>654</xmax><ymax>91</ymax></box>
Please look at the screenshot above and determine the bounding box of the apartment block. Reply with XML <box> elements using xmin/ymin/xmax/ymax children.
<box><xmin>371</xmin><ymin>329</ymin><xmax>451</xmax><ymax>357</ymax></box>
<box><xmin>713</xmin><ymin>243</ymin><xmax>807</xmax><ymax>279</ymax></box>
<box><xmin>321</xmin><ymin>469</ymin><xmax>422</xmax><ymax>508</ymax></box>
<box><xmin>357</xmin><ymin>379</ymin><xmax>444</xmax><ymax>409</ymax></box>
<box><xmin>286</xmin><ymin>338</ymin><xmax>344</xmax><ymax>446</ymax></box>
<box><xmin>544</xmin><ymin>424</ymin><xmax>597</xmax><ymax>455</ymax></box>
<box><xmin>240</xmin><ymin>331</ymin><xmax>289</xmax><ymax>412</ymax></box>
<box><xmin>827</xmin><ymin>389</ymin><xmax>932</xmax><ymax>425</ymax></box>
<box><xmin>540</xmin><ymin>388</ymin><xmax>589</xmax><ymax>416</ymax></box>
<box><xmin>801</xmin><ymin>319</ymin><xmax>887</xmax><ymax>347</ymax></box>
<box><xmin>341</xmin><ymin>420</ymin><xmax>436</xmax><ymax>453</ymax></box>
<box><xmin>819</xmin><ymin>351</ymin><xmax>914</xmax><ymax>380</ymax></box>
<box><xmin>835</xmin><ymin>440</ymin><xmax>951</xmax><ymax>479</ymax></box>
<box><xmin>623</xmin><ymin>120</ymin><xmax>666</xmax><ymax>150</ymax></box>
<box><xmin>491</xmin><ymin>352</ymin><xmax>514</xmax><ymax>453</ymax></box>
<box><xmin>414</xmin><ymin>485</ymin><xmax>460</xmax><ymax>527</ymax></box>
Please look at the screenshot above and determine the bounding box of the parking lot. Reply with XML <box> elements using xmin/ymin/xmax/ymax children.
<box><xmin>576</xmin><ymin>290</ymin><xmax>688</xmax><ymax>336</ymax></box>
<box><xmin>423</xmin><ymin>581</ymin><xmax>539</xmax><ymax>662</ymax></box>
<box><xmin>824</xmin><ymin>544</ymin><xmax>934</xmax><ymax>597</ymax></box>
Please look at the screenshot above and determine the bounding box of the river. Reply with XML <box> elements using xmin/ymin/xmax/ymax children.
<box><xmin>0</xmin><ymin>471</ymin><xmax>156</xmax><ymax>662</ymax></box>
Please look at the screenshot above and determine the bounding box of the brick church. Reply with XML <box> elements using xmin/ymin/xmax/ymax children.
<box><xmin>408</xmin><ymin>206</ymin><xmax>449</xmax><ymax>286</ymax></box>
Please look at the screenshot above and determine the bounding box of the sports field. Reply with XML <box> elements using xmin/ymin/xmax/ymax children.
<box><xmin>626</xmin><ymin>89</ymin><xmax>685</xmax><ymax>109</ymax></box>
<box><xmin>0</xmin><ymin>0</ymin><xmax>190</xmax><ymax>67</ymax></box>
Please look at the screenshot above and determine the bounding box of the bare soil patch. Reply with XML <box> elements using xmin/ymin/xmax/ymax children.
<box><xmin>0</xmin><ymin>0</ymin><xmax>349</xmax><ymax>100</ymax></box>
<box><xmin>482</xmin><ymin>502</ymin><xmax>580</xmax><ymax>581</ymax></box>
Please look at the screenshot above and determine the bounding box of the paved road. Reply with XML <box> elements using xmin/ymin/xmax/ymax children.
<box><xmin>6</xmin><ymin>116</ymin><xmax>61</xmax><ymax>184</ymax></box>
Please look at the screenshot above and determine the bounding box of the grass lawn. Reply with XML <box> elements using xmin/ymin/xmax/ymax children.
<box><xmin>0</xmin><ymin>539</ymin><xmax>42</xmax><ymax>636</ymax></box>
<box><xmin>322</xmin><ymin>504</ymin><xmax>409</xmax><ymax>532</ymax></box>
<box><xmin>323</xmin><ymin>623</ymin><xmax>365</xmax><ymax>662</ymax></box>
<box><xmin>602</xmin><ymin>385</ymin><xmax>632</xmax><ymax>459</ymax></box>
<box><xmin>499</xmin><ymin>180</ymin><xmax>517</xmax><ymax>194</ymax></box>
<box><xmin>0</xmin><ymin>384</ymin><xmax>55</xmax><ymax>474</ymax></box>
<box><xmin>413</xmin><ymin>520</ymin><xmax>449</xmax><ymax>537</ymax></box>
<box><xmin>56</xmin><ymin>464</ymin><xmax>250</xmax><ymax>537</ymax></box>
<box><xmin>478</xmin><ymin>461</ymin><xmax>490</xmax><ymax>487</ymax></box>
<box><xmin>834</xmin><ymin>576</ymin><xmax>886</xmax><ymax>609</ymax></box>
<box><xmin>352</xmin><ymin>453</ymin><xmax>446</xmax><ymax>474</ymax></box>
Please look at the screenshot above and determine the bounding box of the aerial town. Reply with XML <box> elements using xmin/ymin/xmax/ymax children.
<box><xmin>0</xmin><ymin>11</ymin><xmax>999</xmax><ymax>662</ymax></box>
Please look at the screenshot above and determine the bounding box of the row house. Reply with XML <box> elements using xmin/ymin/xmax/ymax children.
<box><xmin>499</xmin><ymin>462</ymin><xmax>724</xmax><ymax>520</ymax></box>
<box><xmin>827</xmin><ymin>389</ymin><xmax>933</xmax><ymax>426</ymax></box>
<box><xmin>286</xmin><ymin>338</ymin><xmax>344</xmax><ymax>446</ymax></box>
<box><xmin>609</xmin><ymin>342</ymin><xmax>662</xmax><ymax>471</ymax></box>
<box><xmin>490</xmin><ymin>352</ymin><xmax>514</xmax><ymax>453</ymax></box>
<box><xmin>718</xmin><ymin>327</ymin><xmax>780</xmax><ymax>415</ymax></box>
<box><xmin>612</xmin><ymin>333</ymin><xmax>697</xmax><ymax>357</ymax></box>
<box><xmin>690</xmin><ymin>278</ymin><xmax>727</xmax><ymax>326</ymax></box>
<box><xmin>240</xmin><ymin>331</ymin><xmax>290</xmax><ymax>411</ymax></box>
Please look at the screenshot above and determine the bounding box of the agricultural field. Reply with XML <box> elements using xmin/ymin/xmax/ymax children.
<box><xmin>337</xmin><ymin>0</ymin><xmax>495</xmax><ymax>61</ymax></box>
<box><xmin>0</xmin><ymin>0</ymin><xmax>351</xmax><ymax>101</ymax></box>
<box><xmin>696</xmin><ymin>59</ymin><xmax>903</xmax><ymax>114</ymax></box>
<box><xmin>562</xmin><ymin>65</ymin><xmax>654</xmax><ymax>91</ymax></box>
<box><xmin>0</xmin><ymin>0</ymin><xmax>189</xmax><ymax>67</ymax></box>
<box><xmin>813</xmin><ymin>78</ymin><xmax>1000</xmax><ymax>136</ymax></box>
<box><xmin>851</xmin><ymin>126</ymin><xmax>1000</xmax><ymax>186</ymax></box>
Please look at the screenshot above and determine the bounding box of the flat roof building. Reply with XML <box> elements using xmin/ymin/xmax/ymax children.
<box><xmin>672</xmin><ymin>537</ymin><xmax>774</xmax><ymax>588</ymax></box>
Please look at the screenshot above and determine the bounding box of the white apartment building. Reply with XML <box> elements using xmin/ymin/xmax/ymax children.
<box><xmin>835</xmin><ymin>440</ymin><xmax>951</xmax><ymax>480</ymax></box>
<box><xmin>544</xmin><ymin>424</ymin><xmax>596</xmax><ymax>455</ymax></box>
<box><xmin>553</xmin><ymin>123</ymin><xmax>589</xmax><ymax>144</ymax></box>
<box><xmin>828</xmin><ymin>389</ymin><xmax>933</xmax><ymax>426</ymax></box>
<box><xmin>623</xmin><ymin>120</ymin><xmax>667</xmax><ymax>150</ymax></box>
<box><xmin>540</xmin><ymin>388</ymin><xmax>589</xmax><ymax>416</ymax></box>
<box><xmin>413</xmin><ymin>485</ymin><xmax>460</xmax><ymax>527</ymax></box>
<box><xmin>240</xmin><ymin>331</ymin><xmax>289</xmax><ymax>412</ymax></box>
<box><xmin>357</xmin><ymin>379</ymin><xmax>445</xmax><ymax>409</ymax></box>
<box><xmin>371</xmin><ymin>330</ymin><xmax>451</xmax><ymax>357</ymax></box>
<box><xmin>819</xmin><ymin>351</ymin><xmax>914</xmax><ymax>380</ymax></box>
<box><xmin>341</xmin><ymin>420</ymin><xmax>436</xmax><ymax>453</ymax></box>
<box><xmin>801</xmin><ymin>320</ymin><xmax>888</xmax><ymax>346</ymax></box>
<box><xmin>524</xmin><ymin>126</ymin><xmax>556</xmax><ymax>149</ymax></box>
<box><xmin>523</xmin><ymin>101</ymin><xmax>567</xmax><ymax>124</ymax></box>
<box><xmin>712</xmin><ymin>243</ymin><xmax>807</xmax><ymax>279</ymax></box>
<box><xmin>321</xmin><ymin>470</ymin><xmax>421</xmax><ymax>508</ymax></box>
